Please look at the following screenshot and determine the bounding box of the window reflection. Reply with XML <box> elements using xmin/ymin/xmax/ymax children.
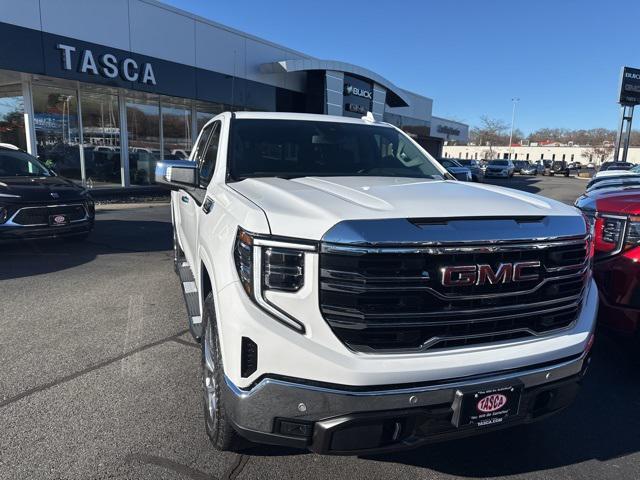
<box><xmin>127</xmin><ymin>99</ymin><xmax>159</xmax><ymax>185</ymax></box>
<box><xmin>0</xmin><ymin>86</ymin><xmax>26</xmax><ymax>151</ymax></box>
<box><xmin>162</xmin><ymin>104</ymin><xmax>192</xmax><ymax>159</ymax></box>
<box><xmin>81</xmin><ymin>91</ymin><xmax>121</xmax><ymax>186</ymax></box>
<box><xmin>33</xmin><ymin>85</ymin><xmax>81</xmax><ymax>181</ymax></box>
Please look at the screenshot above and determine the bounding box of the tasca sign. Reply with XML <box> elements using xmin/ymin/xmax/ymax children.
<box><xmin>56</xmin><ymin>43</ymin><xmax>157</xmax><ymax>85</ymax></box>
<box><xmin>619</xmin><ymin>66</ymin><xmax>640</xmax><ymax>105</ymax></box>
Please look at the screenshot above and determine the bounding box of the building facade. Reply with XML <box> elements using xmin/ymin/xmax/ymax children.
<box><xmin>0</xmin><ymin>0</ymin><xmax>468</xmax><ymax>188</ymax></box>
<box><xmin>443</xmin><ymin>145</ymin><xmax>640</xmax><ymax>165</ymax></box>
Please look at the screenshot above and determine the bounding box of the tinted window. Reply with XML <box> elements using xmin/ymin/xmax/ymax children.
<box><xmin>199</xmin><ymin>122</ymin><xmax>220</xmax><ymax>184</ymax></box>
<box><xmin>228</xmin><ymin>119</ymin><xmax>445</xmax><ymax>180</ymax></box>
<box><xmin>0</xmin><ymin>149</ymin><xmax>51</xmax><ymax>177</ymax></box>
<box><xmin>192</xmin><ymin>123</ymin><xmax>215</xmax><ymax>163</ymax></box>
<box><xmin>489</xmin><ymin>160</ymin><xmax>509</xmax><ymax>166</ymax></box>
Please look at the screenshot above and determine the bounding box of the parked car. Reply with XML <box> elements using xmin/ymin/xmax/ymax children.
<box><xmin>456</xmin><ymin>159</ymin><xmax>484</xmax><ymax>182</ymax></box>
<box><xmin>437</xmin><ymin>158</ymin><xmax>473</xmax><ymax>181</ymax></box>
<box><xmin>156</xmin><ymin>112</ymin><xmax>596</xmax><ymax>454</ymax></box>
<box><xmin>593</xmin><ymin>163</ymin><xmax>639</xmax><ymax>180</ymax></box>
<box><xmin>484</xmin><ymin>159</ymin><xmax>515</xmax><ymax>178</ymax></box>
<box><xmin>0</xmin><ymin>145</ymin><xmax>95</xmax><ymax>240</ymax></box>
<box><xmin>519</xmin><ymin>161</ymin><xmax>540</xmax><ymax>175</ymax></box>
<box><xmin>513</xmin><ymin>160</ymin><xmax>529</xmax><ymax>173</ymax></box>
<box><xmin>576</xmin><ymin>179</ymin><xmax>640</xmax><ymax>336</ymax></box>
<box><xmin>599</xmin><ymin>161</ymin><xmax>635</xmax><ymax>172</ymax></box>
<box><xmin>586</xmin><ymin>174</ymin><xmax>640</xmax><ymax>192</ymax></box>
<box><xmin>171</xmin><ymin>149</ymin><xmax>190</xmax><ymax>159</ymax></box>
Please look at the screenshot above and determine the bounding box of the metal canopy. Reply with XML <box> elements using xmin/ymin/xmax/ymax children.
<box><xmin>261</xmin><ymin>59</ymin><xmax>410</xmax><ymax>107</ymax></box>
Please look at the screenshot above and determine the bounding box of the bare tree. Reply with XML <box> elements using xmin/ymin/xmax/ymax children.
<box><xmin>581</xmin><ymin>145</ymin><xmax>614</xmax><ymax>165</ymax></box>
<box><xmin>470</xmin><ymin>116</ymin><xmax>510</xmax><ymax>157</ymax></box>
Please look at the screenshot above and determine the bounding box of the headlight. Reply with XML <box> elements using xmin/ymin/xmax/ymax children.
<box><xmin>234</xmin><ymin>227</ymin><xmax>315</xmax><ymax>333</ymax></box>
<box><xmin>626</xmin><ymin>216</ymin><xmax>640</xmax><ymax>248</ymax></box>
<box><xmin>592</xmin><ymin>213</ymin><xmax>640</xmax><ymax>259</ymax></box>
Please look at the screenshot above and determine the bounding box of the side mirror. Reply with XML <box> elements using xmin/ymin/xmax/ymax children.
<box><xmin>155</xmin><ymin>160</ymin><xmax>198</xmax><ymax>189</ymax></box>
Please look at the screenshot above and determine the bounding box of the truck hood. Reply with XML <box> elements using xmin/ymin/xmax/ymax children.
<box><xmin>230</xmin><ymin>176</ymin><xmax>580</xmax><ymax>240</ymax></box>
<box><xmin>577</xmin><ymin>186</ymin><xmax>640</xmax><ymax>215</ymax></box>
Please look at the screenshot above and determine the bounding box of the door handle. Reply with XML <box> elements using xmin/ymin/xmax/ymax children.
<box><xmin>181</xmin><ymin>195</ymin><xmax>189</xmax><ymax>203</ymax></box>
<box><xmin>202</xmin><ymin>197</ymin><xmax>214</xmax><ymax>214</ymax></box>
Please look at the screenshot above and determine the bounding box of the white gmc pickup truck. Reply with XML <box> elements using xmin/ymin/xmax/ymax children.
<box><xmin>156</xmin><ymin>112</ymin><xmax>597</xmax><ymax>455</ymax></box>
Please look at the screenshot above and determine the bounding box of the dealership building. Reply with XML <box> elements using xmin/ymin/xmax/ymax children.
<box><xmin>0</xmin><ymin>0</ymin><xmax>468</xmax><ymax>189</ymax></box>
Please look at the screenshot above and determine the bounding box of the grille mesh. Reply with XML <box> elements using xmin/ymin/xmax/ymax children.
<box><xmin>13</xmin><ymin>205</ymin><xmax>86</xmax><ymax>226</ymax></box>
<box><xmin>319</xmin><ymin>239</ymin><xmax>588</xmax><ymax>352</ymax></box>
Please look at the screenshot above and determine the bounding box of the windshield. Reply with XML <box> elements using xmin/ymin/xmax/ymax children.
<box><xmin>489</xmin><ymin>160</ymin><xmax>509</xmax><ymax>166</ymax></box>
<box><xmin>0</xmin><ymin>150</ymin><xmax>52</xmax><ymax>177</ymax></box>
<box><xmin>228</xmin><ymin>119</ymin><xmax>446</xmax><ymax>180</ymax></box>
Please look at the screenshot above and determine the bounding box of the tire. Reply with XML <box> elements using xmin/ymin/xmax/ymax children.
<box><xmin>201</xmin><ymin>293</ymin><xmax>245</xmax><ymax>452</ymax></box>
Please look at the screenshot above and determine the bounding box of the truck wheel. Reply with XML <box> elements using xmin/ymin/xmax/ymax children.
<box><xmin>201</xmin><ymin>293</ymin><xmax>245</xmax><ymax>452</ymax></box>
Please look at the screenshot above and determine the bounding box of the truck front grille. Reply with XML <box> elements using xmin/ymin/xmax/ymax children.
<box><xmin>12</xmin><ymin>204</ymin><xmax>87</xmax><ymax>226</ymax></box>
<box><xmin>319</xmin><ymin>238</ymin><xmax>589</xmax><ymax>353</ymax></box>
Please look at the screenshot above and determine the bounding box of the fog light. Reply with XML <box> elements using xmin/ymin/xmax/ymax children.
<box><xmin>275</xmin><ymin>418</ymin><xmax>314</xmax><ymax>438</ymax></box>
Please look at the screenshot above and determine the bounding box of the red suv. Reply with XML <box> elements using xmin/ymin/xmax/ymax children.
<box><xmin>576</xmin><ymin>182</ymin><xmax>640</xmax><ymax>335</ymax></box>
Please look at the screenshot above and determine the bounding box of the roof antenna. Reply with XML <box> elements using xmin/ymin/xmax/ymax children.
<box><xmin>361</xmin><ymin>111</ymin><xmax>375</xmax><ymax>123</ymax></box>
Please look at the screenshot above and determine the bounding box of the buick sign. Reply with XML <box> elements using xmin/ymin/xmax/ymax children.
<box><xmin>619</xmin><ymin>66</ymin><xmax>640</xmax><ymax>105</ymax></box>
<box><xmin>56</xmin><ymin>44</ymin><xmax>157</xmax><ymax>85</ymax></box>
<box><xmin>344</xmin><ymin>84</ymin><xmax>372</xmax><ymax>99</ymax></box>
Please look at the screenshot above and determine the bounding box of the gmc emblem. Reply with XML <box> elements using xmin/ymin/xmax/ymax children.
<box><xmin>440</xmin><ymin>261</ymin><xmax>541</xmax><ymax>287</ymax></box>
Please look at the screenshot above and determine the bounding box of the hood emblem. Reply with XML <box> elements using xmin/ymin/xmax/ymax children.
<box><xmin>50</xmin><ymin>192</ymin><xmax>60</xmax><ymax>199</ymax></box>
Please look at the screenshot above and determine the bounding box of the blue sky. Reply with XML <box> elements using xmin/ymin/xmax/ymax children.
<box><xmin>165</xmin><ymin>0</ymin><xmax>637</xmax><ymax>134</ymax></box>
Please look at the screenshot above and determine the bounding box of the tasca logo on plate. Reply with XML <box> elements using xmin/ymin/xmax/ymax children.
<box><xmin>477</xmin><ymin>393</ymin><xmax>507</xmax><ymax>413</ymax></box>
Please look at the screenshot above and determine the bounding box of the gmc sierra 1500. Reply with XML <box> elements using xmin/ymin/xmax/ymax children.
<box><xmin>156</xmin><ymin>112</ymin><xmax>597</xmax><ymax>455</ymax></box>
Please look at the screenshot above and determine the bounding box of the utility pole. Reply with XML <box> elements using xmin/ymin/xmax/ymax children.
<box><xmin>508</xmin><ymin>97</ymin><xmax>520</xmax><ymax>160</ymax></box>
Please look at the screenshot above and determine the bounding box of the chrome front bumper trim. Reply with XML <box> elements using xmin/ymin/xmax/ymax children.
<box><xmin>222</xmin><ymin>350</ymin><xmax>590</xmax><ymax>434</ymax></box>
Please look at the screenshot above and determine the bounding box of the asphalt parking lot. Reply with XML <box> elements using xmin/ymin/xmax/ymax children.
<box><xmin>2</xmin><ymin>176</ymin><xmax>640</xmax><ymax>480</ymax></box>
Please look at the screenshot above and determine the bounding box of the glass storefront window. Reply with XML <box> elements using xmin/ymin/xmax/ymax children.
<box><xmin>162</xmin><ymin>104</ymin><xmax>192</xmax><ymax>160</ymax></box>
<box><xmin>33</xmin><ymin>85</ymin><xmax>81</xmax><ymax>181</ymax></box>
<box><xmin>196</xmin><ymin>102</ymin><xmax>226</xmax><ymax>132</ymax></box>
<box><xmin>0</xmin><ymin>86</ymin><xmax>26</xmax><ymax>151</ymax></box>
<box><xmin>127</xmin><ymin>99</ymin><xmax>160</xmax><ymax>185</ymax></box>
<box><xmin>81</xmin><ymin>91</ymin><xmax>122</xmax><ymax>186</ymax></box>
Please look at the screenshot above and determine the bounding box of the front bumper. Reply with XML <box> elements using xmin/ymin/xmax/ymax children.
<box><xmin>594</xmin><ymin>251</ymin><xmax>640</xmax><ymax>335</ymax></box>
<box><xmin>223</xmin><ymin>349</ymin><xmax>591</xmax><ymax>454</ymax></box>
<box><xmin>0</xmin><ymin>220</ymin><xmax>93</xmax><ymax>240</ymax></box>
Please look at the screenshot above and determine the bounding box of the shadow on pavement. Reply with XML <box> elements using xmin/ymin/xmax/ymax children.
<box><xmin>0</xmin><ymin>214</ymin><xmax>172</xmax><ymax>280</ymax></box>
<box><xmin>368</xmin><ymin>334</ymin><xmax>640</xmax><ymax>476</ymax></box>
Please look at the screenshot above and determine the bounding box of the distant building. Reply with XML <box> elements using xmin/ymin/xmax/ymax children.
<box><xmin>442</xmin><ymin>145</ymin><xmax>639</xmax><ymax>164</ymax></box>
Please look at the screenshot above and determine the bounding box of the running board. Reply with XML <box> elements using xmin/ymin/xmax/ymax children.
<box><xmin>177</xmin><ymin>261</ymin><xmax>203</xmax><ymax>341</ymax></box>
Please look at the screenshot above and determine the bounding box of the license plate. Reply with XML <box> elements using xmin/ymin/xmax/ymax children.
<box><xmin>451</xmin><ymin>383</ymin><xmax>522</xmax><ymax>428</ymax></box>
<box><xmin>49</xmin><ymin>214</ymin><xmax>69</xmax><ymax>226</ymax></box>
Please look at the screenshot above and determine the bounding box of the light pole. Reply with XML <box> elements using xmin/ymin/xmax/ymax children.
<box><xmin>508</xmin><ymin>97</ymin><xmax>520</xmax><ymax>160</ymax></box>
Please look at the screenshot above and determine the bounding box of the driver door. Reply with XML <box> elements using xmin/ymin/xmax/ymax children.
<box><xmin>177</xmin><ymin>122</ymin><xmax>217</xmax><ymax>267</ymax></box>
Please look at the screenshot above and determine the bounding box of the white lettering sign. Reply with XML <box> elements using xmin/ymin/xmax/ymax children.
<box><xmin>56</xmin><ymin>43</ymin><xmax>157</xmax><ymax>85</ymax></box>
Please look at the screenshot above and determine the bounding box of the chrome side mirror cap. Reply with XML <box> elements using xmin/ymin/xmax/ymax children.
<box><xmin>155</xmin><ymin>160</ymin><xmax>198</xmax><ymax>189</ymax></box>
